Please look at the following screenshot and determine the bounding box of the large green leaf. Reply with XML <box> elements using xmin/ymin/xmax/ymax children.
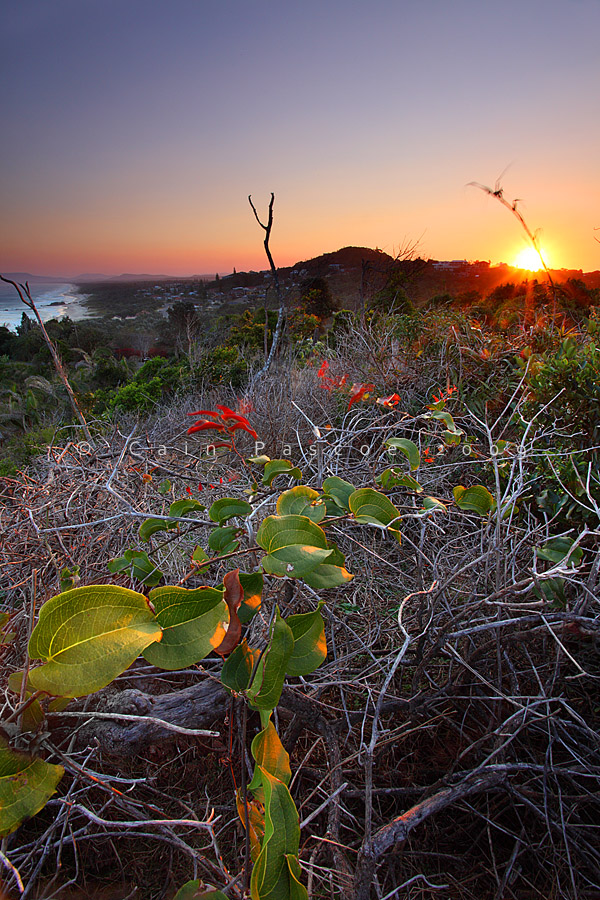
<box><xmin>453</xmin><ymin>484</ymin><xmax>496</xmax><ymax>515</ymax></box>
<box><xmin>276</xmin><ymin>486</ymin><xmax>326</xmax><ymax>523</ymax></box>
<box><xmin>250</xmin><ymin>768</ymin><xmax>302</xmax><ymax>900</ymax></box>
<box><xmin>321</xmin><ymin>476</ymin><xmax>355</xmax><ymax>511</ymax></box>
<box><xmin>0</xmin><ymin>737</ymin><xmax>64</xmax><ymax>837</ymax></box>
<box><xmin>28</xmin><ymin>585</ymin><xmax>162</xmax><ymax>697</ymax></box>
<box><xmin>257</xmin><ymin>515</ymin><xmax>331</xmax><ymax>578</ymax></box>
<box><xmin>286</xmin><ymin>605</ymin><xmax>326</xmax><ymax>676</ymax></box>
<box><xmin>262</xmin><ymin>460</ymin><xmax>302</xmax><ymax>487</ymax></box>
<box><xmin>209</xmin><ymin>497</ymin><xmax>253</xmax><ymax>524</ymax></box>
<box><xmin>221</xmin><ymin>639</ymin><xmax>260</xmax><ymax>692</ymax></box>
<box><xmin>143</xmin><ymin>586</ymin><xmax>226</xmax><ymax>670</ymax></box>
<box><xmin>257</xmin><ymin>516</ymin><xmax>328</xmax><ymax>553</ymax></box>
<box><xmin>385</xmin><ymin>437</ymin><xmax>420</xmax><ymax>470</ymax></box>
<box><xmin>348</xmin><ymin>488</ymin><xmax>402</xmax><ymax>542</ymax></box>
<box><xmin>262</xmin><ymin>545</ymin><xmax>333</xmax><ymax>579</ymax></box>
<box><xmin>247</xmin><ymin>608</ymin><xmax>294</xmax><ymax>710</ymax></box>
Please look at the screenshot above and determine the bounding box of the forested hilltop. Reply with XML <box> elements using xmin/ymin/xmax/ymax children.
<box><xmin>1</xmin><ymin>249</ymin><xmax>600</xmax><ymax>900</ymax></box>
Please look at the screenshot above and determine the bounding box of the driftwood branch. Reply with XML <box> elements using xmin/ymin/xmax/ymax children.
<box><xmin>353</xmin><ymin>769</ymin><xmax>506</xmax><ymax>900</ymax></box>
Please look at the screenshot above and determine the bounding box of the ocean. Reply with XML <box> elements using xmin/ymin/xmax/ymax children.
<box><xmin>0</xmin><ymin>281</ymin><xmax>91</xmax><ymax>332</ymax></box>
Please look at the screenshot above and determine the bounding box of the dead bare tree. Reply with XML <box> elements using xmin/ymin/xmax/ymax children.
<box><xmin>248</xmin><ymin>193</ymin><xmax>285</xmax><ymax>384</ymax></box>
<box><xmin>0</xmin><ymin>275</ymin><xmax>93</xmax><ymax>443</ymax></box>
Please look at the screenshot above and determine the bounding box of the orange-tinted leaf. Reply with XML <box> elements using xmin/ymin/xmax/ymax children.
<box><xmin>215</xmin><ymin>569</ymin><xmax>243</xmax><ymax>657</ymax></box>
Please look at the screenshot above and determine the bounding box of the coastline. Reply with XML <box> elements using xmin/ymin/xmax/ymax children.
<box><xmin>0</xmin><ymin>283</ymin><xmax>94</xmax><ymax>332</ymax></box>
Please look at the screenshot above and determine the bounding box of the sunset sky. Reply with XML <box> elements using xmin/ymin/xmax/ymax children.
<box><xmin>1</xmin><ymin>0</ymin><xmax>599</xmax><ymax>277</ymax></box>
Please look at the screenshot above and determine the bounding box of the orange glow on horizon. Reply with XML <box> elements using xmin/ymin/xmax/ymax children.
<box><xmin>512</xmin><ymin>246</ymin><xmax>549</xmax><ymax>272</ymax></box>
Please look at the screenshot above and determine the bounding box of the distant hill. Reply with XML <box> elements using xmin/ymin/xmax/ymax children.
<box><xmin>1</xmin><ymin>272</ymin><xmax>73</xmax><ymax>284</ymax></box>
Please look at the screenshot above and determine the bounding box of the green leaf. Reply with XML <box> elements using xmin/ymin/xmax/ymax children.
<box><xmin>209</xmin><ymin>497</ymin><xmax>253</xmax><ymax>524</ymax></box>
<box><xmin>536</xmin><ymin>537</ymin><xmax>583</xmax><ymax>567</ymax></box>
<box><xmin>59</xmin><ymin>565</ymin><xmax>80</xmax><ymax>592</ymax></box>
<box><xmin>139</xmin><ymin>517</ymin><xmax>178</xmax><ymax>542</ymax></box>
<box><xmin>257</xmin><ymin>516</ymin><xmax>328</xmax><ymax>552</ymax></box>
<box><xmin>427</xmin><ymin>409</ymin><xmax>463</xmax><ymax>434</ymax></box>
<box><xmin>422</xmin><ymin>496</ymin><xmax>447</xmax><ymax>512</ymax></box>
<box><xmin>250</xmin><ymin>767</ymin><xmax>302</xmax><ymax>900</ymax></box>
<box><xmin>191</xmin><ymin>546</ymin><xmax>210</xmax><ymax>568</ymax></box>
<box><xmin>169</xmin><ymin>498</ymin><xmax>206</xmax><ymax>518</ymax></box>
<box><xmin>453</xmin><ymin>485</ymin><xmax>496</xmax><ymax>515</ymax></box>
<box><xmin>276</xmin><ymin>486</ymin><xmax>326</xmax><ymax>523</ymax></box>
<box><xmin>385</xmin><ymin>437</ymin><xmax>420</xmax><ymax>470</ymax></box>
<box><xmin>107</xmin><ymin>549</ymin><xmax>163</xmax><ymax>587</ymax></box>
<box><xmin>300</xmin><ymin>542</ymin><xmax>353</xmax><ymax>589</ymax></box>
<box><xmin>348</xmin><ymin>488</ymin><xmax>402</xmax><ymax>542</ymax></box>
<box><xmin>27</xmin><ymin>585</ymin><xmax>162</xmax><ymax>698</ymax></box>
<box><xmin>238</xmin><ymin>572</ymin><xmax>263</xmax><ymax>624</ymax></box>
<box><xmin>173</xmin><ymin>882</ymin><xmax>229</xmax><ymax>900</ymax></box>
<box><xmin>257</xmin><ymin>515</ymin><xmax>331</xmax><ymax>578</ymax></box>
<box><xmin>376</xmin><ymin>468</ymin><xmax>422</xmax><ymax>492</ymax></box>
<box><xmin>286</xmin><ymin>855</ymin><xmax>309</xmax><ymax>900</ymax></box>
<box><xmin>442</xmin><ymin>430</ymin><xmax>462</xmax><ymax>446</ymax></box>
<box><xmin>158</xmin><ymin>478</ymin><xmax>172</xmax><ymax>495</ymax></box>
<box><xmin>247</xmin><ymin>608</ymin><xmax>294</xmax><ymax>710</ymax></box>
<box><xmin>302</xmin><ymin>562</ymin><xmax>354</xmax><ymax>589</ymax></box>
<box><xmin>0</xmin><ymin>737</ymin><xmax>64</xmax><ymax>837</ymax></box>
<box><xmin>248</xmin><ymin>455</ymin><xmax>271</xmax><ymax>465</ymax></box>
<box><xmin>286</xmin><ymin>605</ymin><xmax>327</xmax><ymax>676</ymax></box>
<box><xmin>143</xmin><ymin>586</ymin><xmax>227</xmax><ymax>670</ymax></box>
<box><xmin>262</xmin><ymin>545</ymin><xmax>333</xmax><ymax>579</ymax></box>
<box><xmin>208</xmin><ymin>526</ymin><xmax>241</xmax><ymax>555</ymax></box>
<box><xmin>221</xmin><ymin>639</ymin><xmax>260</xmax><ymax>692</ymax></box>
<box><xmin>321</xmin><ymin>476</ymin><xmax>355</xmax><ymax>511</ymax></box>
<box><xmin>262</xmin><ymin>460</ymin><xmax>302</xmax><ymax>487</ymax></box>
<box><xmin>249</xmin><ymin>718</ymin><xmax>291</xmax><ymax>790</ymax></box>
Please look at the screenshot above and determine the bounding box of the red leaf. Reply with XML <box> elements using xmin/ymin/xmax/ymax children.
<box><xmin>187</xmin><ymin>420</ymin><xmax>227</xmax><ymax>434</ymax></box>
<box><xmin>187</xmin><ymin>409</ymin><xmax>219</xmax><ymax>417</ymax></box>
<box><xmin>228</xmin><ymin>421</ymin><xmax>258</xmax><ymax>439</ymax></box>
<box><xmin>317</xmin><ymin>360</ymin><xmax>329</xmax><ymax>377</ymax></box>
<box><xmin>215</xmin><ymin>569</ymin><xmax>243</xmax><ymax>657</ymax></box>
<box><xmin>216</xmin><ymin>404</ymin><xmax>238</xmax><ymax>417</ymax></box>
<box><xmin>347</xmin><ymin>383</ymin><xmax>375</xmax><ymax>409</ymax></box>
<box><xmin>376</xmin><ymin>393</ymin><xmax>400</xmax><ymax>408</ymax></box>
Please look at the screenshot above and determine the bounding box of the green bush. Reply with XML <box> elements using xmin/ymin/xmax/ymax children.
<box><xmin>192</xmin><ymin>345</ymin><xmax>248</xmax><ymax>388</ymax></box>
<box><xmin>0</xmin><ymin>425</ymin><xmax>57</xmax><ymax>474</ymax></box>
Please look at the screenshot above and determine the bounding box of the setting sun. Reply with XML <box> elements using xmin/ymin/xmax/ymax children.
<box><xmin>512</xmin><ymin>246</ymin><xmax>549</xmax><ymax>271</ymax></box>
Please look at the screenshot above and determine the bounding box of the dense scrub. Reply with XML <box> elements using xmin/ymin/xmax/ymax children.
<box><xmin>1</xmin><ymin>278</ymin><xmax>600</xmax><ymax>899</ymax></box>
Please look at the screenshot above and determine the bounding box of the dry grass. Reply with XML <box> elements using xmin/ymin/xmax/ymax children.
<box><xmin>1</xmin><ymin>337</ymin><xmax>600</xmax><ymax>900</ymax></box>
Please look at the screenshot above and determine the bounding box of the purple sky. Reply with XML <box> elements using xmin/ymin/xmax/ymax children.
<box><xmin>1</xmin><ymin>0</ymin><xmax>599</xmax><ymax>276</ymax></box>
